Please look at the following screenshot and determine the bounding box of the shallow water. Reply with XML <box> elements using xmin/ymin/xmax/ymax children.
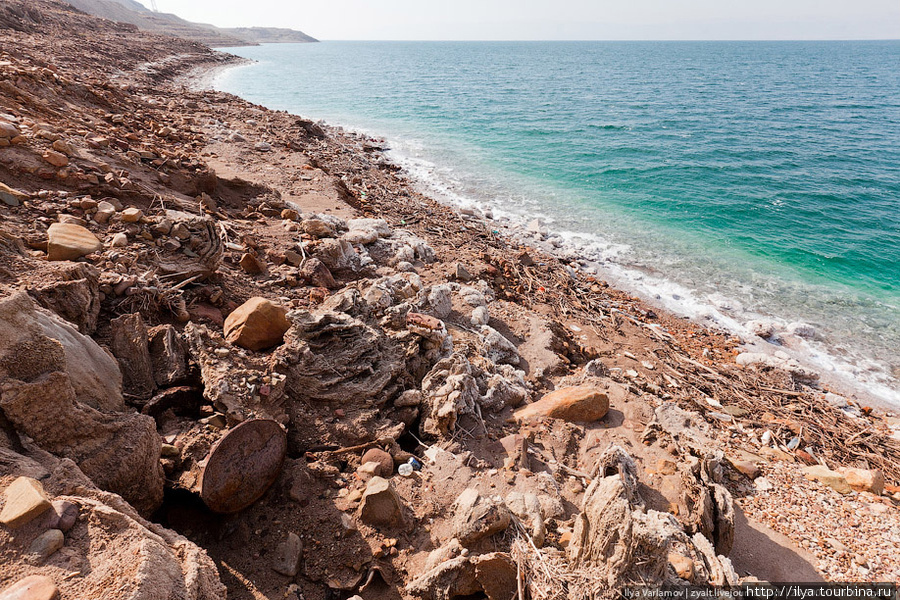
<box><xmin>215</xmin><ymin>41</ymin><xmax>900</xmax><ymax>404</ymax></box>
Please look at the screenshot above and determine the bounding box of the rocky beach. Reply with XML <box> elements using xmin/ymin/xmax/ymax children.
<box><xmin>1</xmin><ymin>2</ymin><xmax>900</xmax><ymax>599</ymax></box>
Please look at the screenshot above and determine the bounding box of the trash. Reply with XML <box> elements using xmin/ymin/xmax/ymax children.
<box><xmin>398</xmin><ymin>463</ymin><xmax>413</xmax><ymax>477</ymax></box>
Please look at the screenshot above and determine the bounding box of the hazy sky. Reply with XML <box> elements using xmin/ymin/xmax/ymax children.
<box><xmin>146</xmin><ymin>0</ymin><xmax>900</xmax><ymax>41</ymax></box>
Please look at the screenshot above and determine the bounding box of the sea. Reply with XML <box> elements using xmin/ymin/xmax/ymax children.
<box><xmin>214</xmin><ymin>41</ymin><xmax>900</xmax><ymax>406</ymax></box>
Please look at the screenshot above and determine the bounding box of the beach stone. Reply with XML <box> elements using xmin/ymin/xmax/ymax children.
<box><xmin>42</xmin><ymin>150</ymin><xmax>68</xmax><ymax>167</ymax></box>
<box><xmin>110</xmin><ymin>232</ymin><xmax>128</xmax><ymax>247</ymax></box>
<box><xmin>121</xmin><ymin>207</ymin><xmax>143</xmax><ymax>222</ymax></box>
<box><xmin>0</xmin><ymin>575</ymin><xmax>59</xmax><ymax>600</ymax></box>
<box><xmin>803</xmin><ymin>465</ymin><xmax>851</xmax><ymax>494</ymax></box>
<box><xmin>0</xmin><ymin>477</ymin><xmax>51</xmax><ymax>529</ymax></box>
<box><xmin>837</xmin><ymin>467</ymin><xmax>884</xmax><ymax>495</ymax></box>
<box><xmin>359</xmin><ymin>476</ymin><xmax>403</xmax><ymax>527</ymax></box>
<box><xmin>452</xmin><ymin>488</ymin><xmax>511</xmax><ymax>546</ymax></box>
<box><xmin>302</xmin><ymin>218</ymin><xmax>335</xmax><ymax>238</ymax></box>
<box><xmin>729</xmin><ymin>459</ymin><xmax>760</xmax><ymax>480</ymax></box>
<box><xmin>0</xmin><ymin>181</ymin><xmax>28</xmax><ymax>206</ymax></box>
<box><xmin>37</xmin><ymin>500</ymin><xmax>79</xmax><ymax>533</ymax></box>
<box><xmin>27</xmin><ymin>529</ymin><xmax>64</xmax><ymax>563</ymax></box>
<box><xmin>299</xmin><ymin>257</ymin><xmax>337</xmax><ymax>288</ymax></box>
<box><xmin>51</xmin><ymin>139</ymin><xmax>74</xmax><ymax>156</ymax></box>
<box><xmin>47</xmin><ymin>223</ymin><xmax>101</xmax><ymax>261</ymax></box>
<box><xmin>224</xmin><ymin>297</ymin><xmax>291</xmax><ymax>351</ymax></box>
<box><xmin>513</xmin><ymin>385</ymin><xmax>615</xmax><ymax>423</ymax></box>
<box><xmin>281</xmin><ymin>208</ymin><xmax>299</xmax><ymax>221</ymax></box>
<box><xmin>454</xmin><ymin>263</ymin><xmax>472</xmax><ymax>281</ymax></box>
<box><xmin>271</xmin><ymin>532</ymin><xmax>303</xmax><ymax>577</ymax></box>
<box><xmin>94</xmin><ymin>200</ymin><xmax>116</xmax><ymax>224</ymax></box>
<box><xmin>360</xmin><ymin>448</ymin><xmax>394</xmax><ymax>479</ymax></box>
<box><xmin>668</xmin><ymin>552</ymin><xmax>695</xmax><ymax>581</ymax></box>
<box><xmin>480</xmin><ymin>325</ymin><xmax>519</xmax><ymax>365</ymax></box>
<box><xmin>239</xmin><ymin>252</ymin><xmax>266</xmax><ymax>275</ymax></box>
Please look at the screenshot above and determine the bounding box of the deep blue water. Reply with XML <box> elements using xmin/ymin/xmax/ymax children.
<box><xmin>215</xmin><ymin>41</ymin><xmax>900</xmax><ymax>401</ymax></box>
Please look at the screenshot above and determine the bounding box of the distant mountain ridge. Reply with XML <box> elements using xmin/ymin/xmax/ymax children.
<box><xmin>63</xmin><ymin>0</ymin><xmax>317</xmax><ymax>47</ymax></box>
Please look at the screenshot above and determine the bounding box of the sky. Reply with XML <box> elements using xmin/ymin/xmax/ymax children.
<box><xmin>145</xmin><ymin>0</ymin><xmax>900</xmax><ymax>41</ymax></box>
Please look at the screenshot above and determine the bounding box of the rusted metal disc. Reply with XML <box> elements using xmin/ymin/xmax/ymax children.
<box><xmin>200</xmin><ymin>419</ymin><xmax>287</xmax><ymax>513</ymax></box>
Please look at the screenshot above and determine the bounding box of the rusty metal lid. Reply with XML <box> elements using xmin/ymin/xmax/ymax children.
<box><xmin>199</xmin><ymin>419</ymin><xmax>287</xmax><ymax>513</ymax></box>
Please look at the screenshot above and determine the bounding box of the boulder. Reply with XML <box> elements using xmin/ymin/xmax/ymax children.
<box><xmin>568</xmin><ymin>445</ymin><xmax>739</xmax><ymax>589</ymax></box>
<box><xmin>0</xmin><ymin>292</ymin><xmax>122</xmax><ymax>412</ymax></box>
<box><xmin>109</xmin><ymin>313</ymin><xmax>156</xmax><ymax>402</ymax></box>
<box><xmin>0</xmin><ymin>446</ymin><xmax>225</xmax><ymax>599</ymax></box>
<box><xmin>28</xmin><ymin>262</ymin><xmax>101</xmax><ymax>333</ymax></box>
<box><xmin>0</xmin><ymin>476</ymin><xmax>51</xmax><ymax>528</ymax></box>
<box><xmin>837</xmin><ymin>467</ymin><xmax>884</xmax><ymax>495</ymax></box>
<box><xmin>224</xmin><ymin>297</ymin><xmax>291</xmax><ymax>351</ymax></box>
<box><xmin>0</xmin><ymin>371</ymin><xmax>164</xmax><ymax>515</ymax></box>
<box><xmin>359</xmin><ymin>476</ymin><xmax>403</xmax><ymax>527</ymax></box>
<box><xmin>420</xmin><ymin>354</ymin><xmax>480</xmax><ymax>438</ymax></box>
<box><xmin>803</xmin><ymin>465</ymin><xmax>851</xmax><ymax>494</ymax></box>
<box><xmin>278</xmin><ymin>309</ymin><xmax>403</xmax><ymax>403</ymax></box>
<box><xmin>0</xmin><ymin>576</ymin><xmax>59</xmax><ymax>600</ymax></box>
<box><xmin>46</xmin><ymin>223</ymin><xmax>101</xmax><ymax>261</ymax></box>
<box><xmin>513</xmin><ymin>384</ymin><xmax>618</xmax><ymax>423</ymax></box>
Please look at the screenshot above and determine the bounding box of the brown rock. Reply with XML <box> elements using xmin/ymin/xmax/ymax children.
<box><xmin>360</xmin><ymin>448</ymin><xmax>394</xmax><ymax>478</ymax></box>
<box><xmin>473</xmin><ymin>553</ymin><xmax>518</xmax><ymax>600</ymax></box>
<box><xmin>281</xmin><ymin>208</ymin><xmax>299</xmax><ymax>221</ymax></box>
<box><xmin>0</xmin><ymin>371</ymin><xmax>164</xmax><ymax>516</ymax></box>
<box><xmin>837</xmin><ymin>467</ymin><xmax>884</xmax><ymax>495</ymax></box>
<box><xmin>28</xmin><ymin>529</ymin><xmax>64</xmax><ymax>563</ymax></box>
<box><xmin>0</xmin><ymin>181</ymin><xmax>28</xmax><ymax>207</ymax></box>
<box><xmin>730</xmin><ymin>459</ymin><xmax>760</xmax><ymax>480</ymax></box>
<box><xmin>121</xmin><ymin>207</ymin><xmax>143</xmax><ymax>222</ymax></box>
<box><xmin>513</xmin><ymin>385</ymin><xmax>613</xmax><ymax>423</ymax></box>
<box><xmin>271</xmin><ymin>532</ymin><xmax>303</xmax><ymax>577</ymax></box>
<box><xmin>300</xmin><ymin>257</ymin><xmax>336</xmax><ymax>288</ymax></box>
<box><xmin>224</xmin><ymin>297</ymin><xmax>291</xmax><ymax>351</ymax></box>
<box><xmin>668</xmin><ymin>552</ymin><xmax>695</xmax><ymax>581</ymax></box>
<box><xmin>0</xmin><ymin>120</ymin><xmax>19</xmax><ymax>139</ymax></box>
<box><xmin>0</xmin><ymin>292</ymin><xmax>122</xmax><ymax>412</ymax></box>
<box><xmin>451</xmin><ymin>488</ymin><xmax>511</xmax><ymax>546</ymax></box>
<box><xmin>239</xmin><ymin>252</ymin><xmax>266</xmax><ymax>275</ymax></box>
<box><xmin>0</xmin><ymin>477</ymin><xmax>51</xmax><ymax>528</ymax></box>
<box><xmin>47</xmin><ymin>223</ymin><xmax>101</xmax><ymax>261</ymax></box>
<box><xmin>803</xmin><ymin>465</ymin><xmax>851</xmax><ymax>494</ymax></box>
<box><xmin>109</xmin><ymin>313</ymin><xmax>156</xmax><ymax>402</ymax></box>
<box><xmin>42</xmin><ymin>150</ymin><xmax>68</xmax><ymax>168</ymax></box>
<box><xmin>359</xmin><ymin>476</ymin><xmax>403</xmax><ymax>527</ymax></box>
<box><xmin>0</xmin><ymin>575</ymin><xmax>59</xmax><ymax>600</ymax></box>
<box><xmin>51</xmin><ymin>139</ymin><xmax>74</xmax><ymax>156</ymax></box>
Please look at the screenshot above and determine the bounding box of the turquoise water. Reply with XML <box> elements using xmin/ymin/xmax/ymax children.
<box><xmin>215</xmin><ymin>41</ymin><xmax>900</xmax><ymax>401</ymax></box>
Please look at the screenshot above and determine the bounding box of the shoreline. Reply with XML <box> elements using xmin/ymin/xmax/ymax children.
<box><xmin>208</xmin><ymin>57</ymin><xmax>899</xmax><ymax>413</ymax></box>
<box><xmin>2</xmin><ymin>6</ymin><xmax>900</xmax><ymax>597</ymax></box>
